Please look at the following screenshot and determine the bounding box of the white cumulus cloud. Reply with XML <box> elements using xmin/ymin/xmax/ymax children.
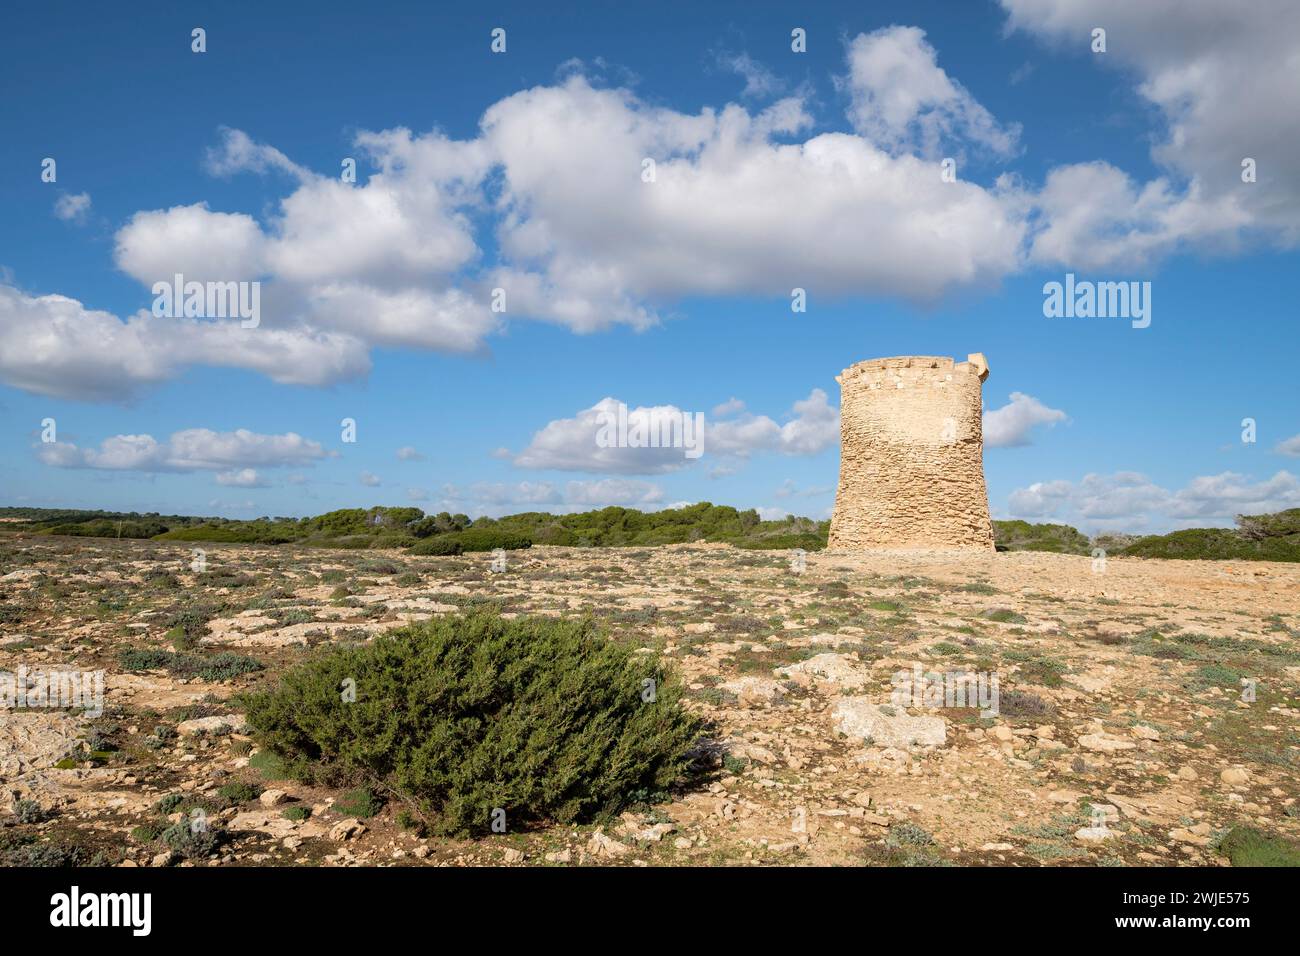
<box><xmin>983</xmin><ymin>392</ymin><xmax>1068</xmax><ymax>447</ymax></box>
<box><xmin>38</xmin><ymin>428</ymin><xmax>331</xmax><ymax>474</ymax></box>
<box><xmin>842</xmin><ymin>26</ymin><xmax>1021</xmax><ymax>158</ymax></box>
<box><xmin>1006</xmin><ymin>469</ymin><xmax>1300</xmax><ymax>530</ymax></box>
<box><xmin>53</xmin><ymin>192</ymin><xmax>92</xmax><ymax>224</ymax></box>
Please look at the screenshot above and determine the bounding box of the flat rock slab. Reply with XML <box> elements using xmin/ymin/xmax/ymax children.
<box><xmin>0</xmin><ymin>711</ymin><xmax>83</xmax><ymax>777</ymax></box>
<box><xmin>107</xmin><ymin>673</ymin><xmax>224</xmax><ymax>710</ymax></box>
<box><xmin>719</xmin><ymin>676</ymin><xmax>786</xmax><ymax>706</ymax></box>
<box><xmin>775</xmin><ymin>653</ymin><xmax>871</xmax><ymax>690</ymax></box>
<box><xmin>231</xmin><ymin>810</ymin><xmax>326</xmax><ymax>840</ymax></box>
<box><xmin>832</xmin><ymin>698</ymin><xmax>947</xmax><ymax>748</ymax></box>
<box><xmin>0</xmin><ymin>711</ymin><xmax>85</xmax><ymax>808</ymax></box>
<box><xmin>177</xmin><ymin>714</ymin><xmax>247</xmax><ymax>737</ymax></box>
<box><xmin>1077</xmin><ymin>733</ymin><xmax>1136</xmax><ymax>753</ymax></box>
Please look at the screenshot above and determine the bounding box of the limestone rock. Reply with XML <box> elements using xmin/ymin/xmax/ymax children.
<box><xmin>1078</xmin><ymin>733</ymin><xmax>1135</xmax><ymax>753</ymax></box>
<box><xmin>637</xmin><ymin>823</ymin><xmax>675</xmax><ymax>842</ymax></box>
<box><xmin>832</xmin><ymin>698</ymin><xmax>946</xmax><ymax>748</ymax></box>
<box><xmin>1</xmin><ymin>569</ymin><xmax>43</xmax><ymax>582</ymax></box>
<box><xmin>1170</xmin><ymin>825</ymin><xmax>1212</xmax><ymax>846</ymax></box>
<box><xmin>1074</xmin><ymin>827</ymin><xmax>1113</xmax><ymax>843</ymax></box>
<box><xmin>586</xmin><ymin>830</ymin><xmax>631</xmax><ymax>858</ymax></box>
<box><xmin>176</xmin><ymin>714</ymin><xmax>246</xmax><ymax>737</ymax></box>
<box><xmin>776</xmin><ymin>653</ymin><xmax>870</xmax><ymax>690</ymax></box>
<box><xmin>329</xmin><ymin>818</ymin><xmax>366</xmax><ymax>842</ymax></box>
<box><xmin>1220</xmin><ymin>767</ymin><xmax>1250</xmax><ymax>786</ymax></box>
<box><xmin>719</xmin><ymin>676</ymin><xmax>786</xmax><ymax>706</ymax></box>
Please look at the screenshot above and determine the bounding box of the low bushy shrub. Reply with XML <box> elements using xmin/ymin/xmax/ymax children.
<box><xmin>216</xmin><ymin>782</ymin><xmax>261</xmax><ymax>805</ymax></box>
<box><xmin>409</xmin><ymin>536</ymin><xmax>463</xmax><ymax>557</ymax></box>
<box><xmin>160</xmin><ymin>821</ymin><xmax>221</xmax><ymax>859</ymax></box>
<box><xmin>736</xmin><ymin>532</ymin><xmax>828</xmax><ymax>551</ymax></box>
<box><xmin>454</xmin><ymin>529</ymin><xmax>532</xmax><ymax>552</ymax></box>
<box><xmin>13</xmin><ymin>799</ymin><xmax>50</xmax><ymax>824</ymax></box>
<box><xmin>119</xmin><ymin>648</ymin><xmax>263</xmax><ymax>682</ymax></box>
<box><xmin>241</xmin><ymin>611</ymin><xmax>701</xmax><ymax>836</ymax></box>
<box><xmin>119</xmin><ymin>648</ymin><xmax>175</xmax><ymax>672</ymax></box>
<box><xmin>334</xmin><ymin>787</ymin><xmax>383</xmax><ymax>818</ymax></box>
<box><xmin>992</xmin><ymin>520</ymin><xmax>1091</xmax><ymax>555</ymax></box>
<box><xmin>410</xmin><ymin>529</ymin><xmax>532</xmax><ymax>555</ymax></box>
<box><xmin>1236</xmin><ymin>507</ymin><xmax>1300</xmax><ymax>540</ymax></box>
<box><xmin>1217</xmin><ymin>826</ymin><xmax>1300</xmax><ymax>866</ymax></box>
<box><xmin>248</xmin><ymin>750</ymin><xmax>288</xmax><ymax>779</ymax></box>
<box><xmin>1120</xmin><ymin>527</ymin><xmax>1300</xmax><ymax>562</ymax></box>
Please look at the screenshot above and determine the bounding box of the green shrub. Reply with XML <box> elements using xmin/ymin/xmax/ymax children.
<box><xmin>160</xmin><ymin>822</ymin><xmax>220</xmax><ymax>859</ymax></box>
<box><xmin>130</xmin><ymin>824</ymin><xmax>162</xmax><ymax>843</ymax></box>
<box><xmin>282</xmin><ymin>805</ymin><xmax>310</xmax><ymax>822</ymax></box>
<box><xmin>998</xmin><ymin>690</ymin><xmax>1054</xmax><ymax>717</ymax></box>
<box><xmin>142</xmin><ymin>567</ymin><xmax>180</xmax><ymax>588</ymax></box>
<box><xmin>154</xmin><ymin>793</ymin><xmax>184</xmax><ymax>815</ymax></box>
<box><xmin>722</xmin><ymin>755</ymin><xmax>748</xmax><ymax>775</ymax></box>
<box><xmin>249</xmin><ymin>750</ymin><xmax>289</xmax><ymax>780</ymax></box>
<box><xmin>334</xmin><ymin>787</ymin><xmax>383</xmax><ymax>818</ymax></box>
<box><xmin>119</xmin><ymin>648</ymin><xmax>174</xmax><ymax>672</ymax></box>
<box><xmin>410</xmin><ymin>528</ymin><xmax>534</xmax><ymax>555</ymax></box>
<box><xmin>46</xmin><ymin>518</ymin><xmax>168</xmax><ymax>538</ymax></box>
<box><xmin>735</xmin><ymin>532</ymin><xmax>827</xmax><ymax>551</ymax></box>
<box><xmin>13</xmin><ymin>799</ymin><xmax>49</xmax><ymax>824</ymax></box>
<box><xmin>1217</xmin><ymin>826</ymin><xmax>1300</xmax><ymax>866</ymax></box>
<box><xmin>982</xmin><ymin>608</ymin><xmax>1027</xmax><ymax>624</ymax></box>
<box><xmin>449</xmin><ymin>529</ymin><xmax>533</xmax><ymax>553</ymax></box>
<box><xmin>886</xmin><ymin>822</ymin><xmax>935</xmax><ymax>848</ymax></box>
<box><xmin>156</xmin><ymin>523</ymin><xmax>299</xmax><ymax>544</ymax></box>
<box><xmin>0</xmin><ymin>834</ymin><xmax>84</xmax><ymax>867</ymax></box>
<box><xmin>241</xmin><ymin>611</ymin><xmax>701</xmax><ymax>837</ymax></box>
<box><xmin>119</xmin><ymin>648</ymin><xmax>262</xmax><ymax>682</ymax></box>
<box><xmin>409</xmin><ymin>536</ymin><xmax>463</xmax><ymax>556</ymax></box>
<box><xmin>1120</xmin><ymin>527</ymin><xmax>1300</xmax><ymax>562</ymax></box>
<box><xmin>1236</xmin><ymin>508</ymin><xmax>1300</xmax><ymax>540</ymax></box>
<box><xmin>993</xmin><ymin>520</ymin><xmax>1091</xmax><ymax>554</ymax></box>
<box><xmin>165</xmin><ymin>604</ymin><xmax>218</xmax><ymax>638</ymax></box>
<box><xmin>216</xmin><ymin>782</ymin><xmax>261</xmax><ymax>805</ymax></box>
<box><xmin>167</xmin><ymin>625</ymin><xmax>198</xmax><ymax>652</ymax></box>
<box><xmin>1017</xmin><ymin>656</ymin><xmax>1067</xmax><ymax>687</ymax></box>
<box><xmin>170</xmin><ymin>652</ymin><xmax>264</xmax><ymax>682</ymax></box>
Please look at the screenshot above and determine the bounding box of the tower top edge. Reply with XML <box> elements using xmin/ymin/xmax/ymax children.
<box><xmin>837</xmin><ymin>353</ymin><xmax>989</xmax><ymax>382</ymax></box>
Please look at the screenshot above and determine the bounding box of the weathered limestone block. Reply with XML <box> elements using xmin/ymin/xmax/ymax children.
<box><xmin>828</xmin><ymin>354</ymin><xmax>994</xmax><ymax>551</ymax></box>
<box><xmin>832</xmin><ymin>699</ymin><xmax>947</xmax><ymax>748</ymax></box>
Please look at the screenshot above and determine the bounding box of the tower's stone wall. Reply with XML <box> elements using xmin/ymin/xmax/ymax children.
<box><xmin>828</xmin><ymin>354</ymin><xmax>995</xmax><ymax>551</ymax></box>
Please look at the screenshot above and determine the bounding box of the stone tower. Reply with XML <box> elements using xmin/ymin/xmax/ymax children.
<box><xmin>828</xmin><ymin>354</ymin><xmax>995</xmax><ymax>551</ymax></box>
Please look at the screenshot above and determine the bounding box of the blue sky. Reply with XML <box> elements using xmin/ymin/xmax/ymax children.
<box><xmin>2</xmin><ymin>0</ymin><xmax>1297</xmax><ymax>533</ymax></box>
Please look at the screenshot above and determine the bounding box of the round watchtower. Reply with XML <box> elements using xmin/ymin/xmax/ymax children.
<box><xmin>828</xmin><ymin>354</ymin><xmax>995</xmax><ymax>551</ymax></box>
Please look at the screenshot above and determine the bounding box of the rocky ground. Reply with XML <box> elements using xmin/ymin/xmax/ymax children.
<box><xmin>1</xmin><ymin>533</ymin><xmax>1297</xmax><ymax>867</ymax></box>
